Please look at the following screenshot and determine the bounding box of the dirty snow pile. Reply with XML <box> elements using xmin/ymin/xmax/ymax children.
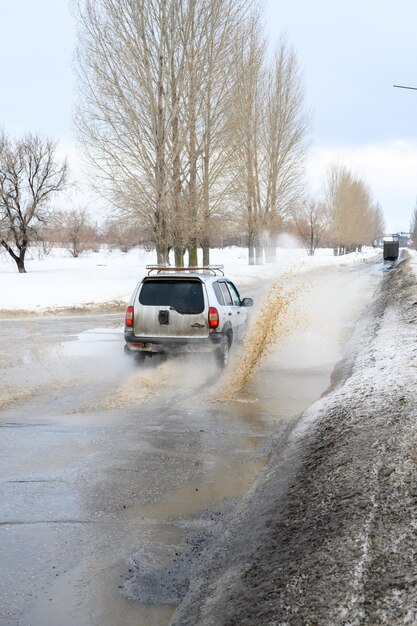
<box><xmin>0</xmin><ymin>245</ymin><xmax>379</xmax><ymax>313</ymax></box>
<box><xmin>170</xmin><ymin>253</ymin><xmax>417</xmax><ymax>626</ymax></box>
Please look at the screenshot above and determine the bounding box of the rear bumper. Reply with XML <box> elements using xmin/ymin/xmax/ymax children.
<box><xmin>124</xmin><ymin>330</ymin><xmax>223</xmax><ymax>354</ymax></box>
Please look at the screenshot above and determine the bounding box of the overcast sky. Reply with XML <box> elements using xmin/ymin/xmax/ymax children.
<box><xmin>0</xmin><ymin>0</ymin><xmax>416</xmax><ymax>231</ymax></box>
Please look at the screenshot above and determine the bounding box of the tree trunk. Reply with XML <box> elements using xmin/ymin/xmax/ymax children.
<box><xmin>247</xmin><ymin>229</ymin><xmax>255</xmax><ymax>263</ymax></box>
<box><xmin>156</xmin><ymin>245</ymin><xmax>169</xmax><ymax>265</ymax></box>
<box><xmin>265</xmin><ymin>241</ymin><xmax>277</xmax><ymax>263</ymax></box>
<box><xmin>174</xmin><ymin>247</ymin><xmax>184</xmax><ymax>266</ymax></box>
<box><xmin>188</xmin><ymin>108</ymin><xmax>198</xmax><ymax>267</ymax></box>
<box><xmin>170</xmin><ymin>14</ymin><xmax>183</xmax><ymax>270</ymax></box>
<box><xmin>247</xmin><ymin>143</ymin><xmax>256</xmax><ymax>265</ymax></box>
<box><xmin>202</xmin><ymin>148</ymin><xmax>211</xmax><ymax>267</ymax></box>
<box><xmin>202</xmin><ymin>243</ymin><xmax>210</xmax><ymax>266</ymax></box>
<box><xmin>309</xmin><ymin>229</ymin><xmax>314</xmax><ymax>256</ymax></box>
<box><xmin>16</xmin><ymin>254</ymin><xmax>26</xmax><ymax>273</ymax></box>
<box><xmin>248</xmin><ymin>211</ymin><xmax>256</xmax><ymax>265</ymax></box>
<box><xmin>154</xmin><ymin>7</ymin><xmax>168</xmax><ymax>271</ymax></box>
<box><xmin>188</xmin><ymin>244</ymin><xmax>198</xmax><ymax>267</ymax></box>
<box><xmin>1</xmin><ymin>240</ymin><xmax>27</xmax><ymax>273</ymax></box>
<box><xmin>255</xmin><ymin>240</ymin><xmax>263</xmax><ymax>264</ymax></box>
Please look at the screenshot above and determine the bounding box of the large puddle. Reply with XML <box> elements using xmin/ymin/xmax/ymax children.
<box><xmin>2</xmin><ymin>261</ymin><xmax>382</xmax><ymax>626</ymax></box>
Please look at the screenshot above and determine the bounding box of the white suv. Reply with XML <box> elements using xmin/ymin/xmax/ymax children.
<box><xmin>124</xmin><ymin>266</ymin><xmax>253</xmax><ymax>367</ymax></box>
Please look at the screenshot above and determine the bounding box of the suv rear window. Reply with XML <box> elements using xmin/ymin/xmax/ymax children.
<box><xmin>139</xmin><ymin>280</ymin><xmax>205</xmax><ymax>314</ymax></box>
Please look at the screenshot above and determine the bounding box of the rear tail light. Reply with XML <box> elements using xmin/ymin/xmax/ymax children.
<box><xmin>208</xmin><ymin>307</ymin><xmax>219</xmax><ymax>329</ymax></box>
<box><xmin>125</xmin><ymin>305</ymin><xmax>134</xmax><ymax>327</ymax></box>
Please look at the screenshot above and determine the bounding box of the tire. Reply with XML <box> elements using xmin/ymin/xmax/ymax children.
<box><xmin>124</xmin><ymin>345</ymin><xmax>145</xmax><ymax>364</ymax></box>
<box><xmin>216</xmin><ymin>337</ymin><xmax>230</xmax><ymax>369</ymax></box>
<box><xmin>133</xmin><ymin>351</ymin><xmax>146</xmax><ymax>365</ymax></box>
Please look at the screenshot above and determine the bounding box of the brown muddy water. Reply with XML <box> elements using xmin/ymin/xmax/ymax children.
<box><xmin>0</xmin><ymin>261</ymin><xmax>382</xmax><ymax>626</ymax></box>
<box><xmin>217</xmin><ymin>280</ymin><xmax>296</xmax><ymax>401</ymax></box>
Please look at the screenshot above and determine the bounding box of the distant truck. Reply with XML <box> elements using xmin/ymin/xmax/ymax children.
<box><xmin>383</xmin><ymin>240</ymin><xmax>399</xmax><ymax>261</ymax></box>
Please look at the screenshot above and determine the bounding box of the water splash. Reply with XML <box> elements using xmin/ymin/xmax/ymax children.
<box><xmin>0</xmin><ymin>386</ymin><xmax>34</xmax><ymax>410</ymax></box>
<box><xmin>217</xmin><ymin>280</ymin><xmax>298</xmax><ymax>401</ymax></box>
<box><xmin>104</xmin><ymin>361</ymin><xmax>176</xmax><ymax>409</ymax></box>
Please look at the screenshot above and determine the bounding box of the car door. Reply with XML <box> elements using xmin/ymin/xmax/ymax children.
<box><xmin>217</xmin><ymin>280</ymin><xmax>239</xmax><ymax>338</ymax></box>
<box><xmin>226</xmin><ymin>280</ymin><xmax>247</xmax><ymax>340</ymax></box>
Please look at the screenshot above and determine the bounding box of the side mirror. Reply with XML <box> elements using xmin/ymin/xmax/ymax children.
<box><xmin>241</xmin><ymin>297</ymin><xmax>253</xmax><ymax>307</ymax></box>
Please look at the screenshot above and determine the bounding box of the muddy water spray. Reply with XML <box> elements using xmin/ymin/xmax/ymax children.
<box><xmin>104</xmin><ymin>361</ymin><xmax>177</xmax><ymax>409</ymax></box>
<box><xmin>218</xmin><ymin>280</ymin><xmax>298</xmax><ymax>401</ymax></box>
<box><xmin>0</xmin><ymin>386</ymin><xmax>34</xmax><ymax>410</ymax></box>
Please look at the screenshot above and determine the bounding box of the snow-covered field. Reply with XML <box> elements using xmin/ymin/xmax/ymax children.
<box><xmin>0</xmin><ymin>245</ymin><xmax>380</xmax><ymax>312</ymax></box>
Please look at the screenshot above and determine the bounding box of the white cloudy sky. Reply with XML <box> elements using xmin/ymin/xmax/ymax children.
<box><xmin>0</xmin><ymin>0</ymin><xmax>416</xmax><ymax>231</ymax></box>
<box><xmin>266</xmin><ymin>0</ymin><xmax>417</xmax><ymax>232</ymax></box>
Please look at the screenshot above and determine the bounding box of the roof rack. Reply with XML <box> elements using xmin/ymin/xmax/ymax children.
<box><xmin>146</xmin><ymin>264</ymin><xmax>224</xmax><ymax>276</ymax></box>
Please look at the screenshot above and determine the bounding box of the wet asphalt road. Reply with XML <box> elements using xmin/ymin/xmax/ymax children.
<box><xmin>0</xmin><ymin>313</ymin><xmax>276</xmax><ymax>626</ymax></box>
<box><xmin>0</xmin><ymin>259</ymin><xmax>382</xmax><ymax>626</ymax></box>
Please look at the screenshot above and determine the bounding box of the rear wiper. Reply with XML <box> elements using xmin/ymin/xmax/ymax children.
<box><xmin>169</xmin><ymin>305</ymin><xmax>196</xmax><ymax>314</ymax></box>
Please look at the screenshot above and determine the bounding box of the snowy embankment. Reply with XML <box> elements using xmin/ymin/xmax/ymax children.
<box><xmin>0</xmin><ymin>245</ymin><xmax>379</xmax><ymax>314</ymax></box>
<box><xmin>170</xmin><ymin>252</ymin><xmax>417</xmax><ymax>626</ymax></box>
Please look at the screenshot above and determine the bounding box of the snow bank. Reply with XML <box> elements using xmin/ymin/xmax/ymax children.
<box><xmin>170</xmin><ymin>252</ymin><xmax>417</xmax><ymax>626</ymax></box>
<box><xmin>0</xmin><ymin>245</ymin><xmax>380</xmax><ymax>312</ymax></box>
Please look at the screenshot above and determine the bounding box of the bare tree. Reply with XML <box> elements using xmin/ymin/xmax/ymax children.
<box><xmin>0</xmin><ymin>133</ymin><xmax>67</xmax><ymax>273</ymax></box>
<box><xmin>292</xmin><ymin>197</ymin><xmax>330</xmax><ymax>255</ymax></box>
<box><xmin>229</xmin><ymin>13</ymin><xmax>265</xmax><ymax>265</ymax></box>
<box><xmin>262</xmin><ymin>40</ymin><xmax>308</xmax><ymax>261</ymax></box>
<box><xmin>176</xmin><ymin>0</ymin><xmax>247</xmax><ymax>265</ymax></box>
<box><xmin>74</xmin><ymin>0</ymin><xmax>175</xmax><ymax>263</ymax></box>
<box><xmin>229</xmin><ymin>27</ymin><xmax>308</xmax><ymax>264</ymax></box>
<box><xmin>198</xmin><ymin>0</ymin><xmax>247</xmax><ymax>264</ymax></box>
<box><xmin>74</xmin><ymin>0</ymin><xmax>249</xmax><ymax>266</ymax></box>
<box><xmin>56</xmin><ymin>208</ymin><xmax>97</xmax><ymax>257</ymax></box>
<box><xmin>325</xmin><ymin>164</ymin><xmax>384</xmax><ymax>254</ymax></box>
<box><xmin>102</xmin><ymin>217</ymin><xmax>140</xmax><ymax>252</ymax></box>
<box><xmin>364</xmin><ymin>201</ymin><xmax>385</xmax><ymax>246</ymax></box>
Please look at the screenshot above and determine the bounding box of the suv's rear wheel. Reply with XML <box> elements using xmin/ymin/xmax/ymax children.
<box><xmin>216</xmin><ymin>337</ymin><xmax>230</xmax><ymax>369</ymax></box>
<box><xmin>133</xmin><ymin>351</ymin><xmax>146</xmax><ymax>364</ymax></box>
